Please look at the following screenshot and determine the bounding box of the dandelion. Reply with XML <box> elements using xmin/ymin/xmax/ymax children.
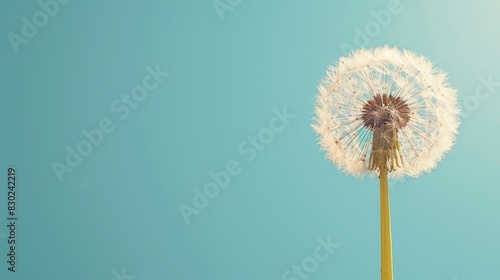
<box><xmin>312</xmin><ymin>46</ymin><xmax>460</xmax><ymax>280</ymax></box>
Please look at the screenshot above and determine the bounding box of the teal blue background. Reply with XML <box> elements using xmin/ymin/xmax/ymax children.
<box><xmin>1</xmin><ymin>0</ymin><xmax>499</xmax><ymax>279</ymax></box>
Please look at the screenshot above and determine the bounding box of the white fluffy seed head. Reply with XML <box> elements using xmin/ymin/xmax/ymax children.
<box><xmin>312</xmin><ymin>46</ymin><xmax>460</xmax><ymax>178</ymax></box>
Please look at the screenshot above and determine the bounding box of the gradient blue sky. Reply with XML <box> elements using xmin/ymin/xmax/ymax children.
<box><xmin>1</xmin><ymin>0</ymin><xmax>499</xmax><ymax>279</ymax></box>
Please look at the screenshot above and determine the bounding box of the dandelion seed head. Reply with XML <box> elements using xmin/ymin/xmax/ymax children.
<box><xmin>313</xmin><ymin>46</ymin><xmax>460</xmax><ymax>178</ymax></box>
<box><xmin>361</xmin><ymin>94</ymin><xmax>411</xmax><ymax>130</ymax></box>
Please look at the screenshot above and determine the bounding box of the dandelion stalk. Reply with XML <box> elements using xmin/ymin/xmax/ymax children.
<box><xmin>379</xmin><ymin>159</ymin><xmax>393</xmax><ymax>280</ymax></box>
<box><xmin>377</xmin><ymin>142</ymin><xmax>393</xmax><ymax>280</ymax></box>
<box><xmin>373</xmin><ymin>128</ymin><xmax>395</xmax><ymax>280</ymax></box>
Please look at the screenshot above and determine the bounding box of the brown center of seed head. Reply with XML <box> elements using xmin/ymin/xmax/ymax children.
<box><xmin>361</xmin><ymin>94</ymin><xmax>411</xmax><ymax>131</ymax></box>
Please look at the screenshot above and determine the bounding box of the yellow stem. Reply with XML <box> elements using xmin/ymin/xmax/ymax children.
<box><xmin>380</xmin><ymin>159</ymin><xmax>393</xmax><ymax>280</ymax></box>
